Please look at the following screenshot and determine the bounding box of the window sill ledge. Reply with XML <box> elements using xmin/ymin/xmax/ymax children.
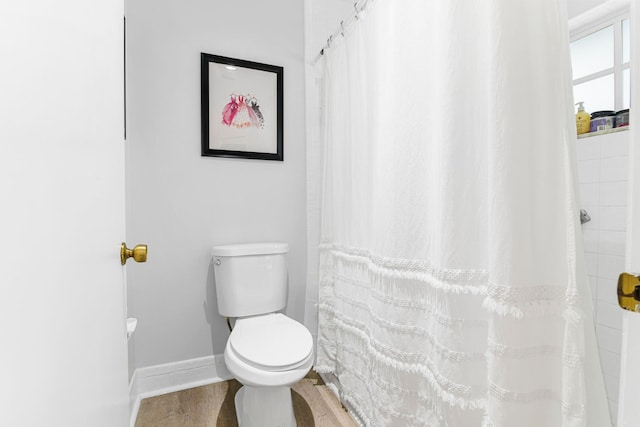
<box><xmin>578</xmin><ymin>126</ymin><xmax>629</xmax><ymax>139</ymax></box>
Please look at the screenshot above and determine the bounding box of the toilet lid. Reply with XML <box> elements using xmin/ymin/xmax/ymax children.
<box><xmin>229</xmin><ymin>313</ymin><xmax>313</xmax><ymax>372</ymax></box>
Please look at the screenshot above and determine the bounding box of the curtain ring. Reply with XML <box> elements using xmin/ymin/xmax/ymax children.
<box><xmin>340</xmin><ymin>20</ymin><xmax>345</xmax><ymax>36</ymax></box>
<box><xmin>354</xmin><ymin>2</ymin><xmax>359</xmax><ymax>19</ymax></box>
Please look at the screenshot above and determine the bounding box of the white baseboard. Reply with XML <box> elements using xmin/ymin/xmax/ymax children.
<box><xmin>129</xmin><ymin>354</ymin><xmax>232</xmax><ymax>427</ymax></box>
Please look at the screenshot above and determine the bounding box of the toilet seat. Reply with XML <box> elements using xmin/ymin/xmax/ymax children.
<box><xmin>229</xmin><ymin>313</ymin><xmax>313</xmax><ymax>372</ymax></box>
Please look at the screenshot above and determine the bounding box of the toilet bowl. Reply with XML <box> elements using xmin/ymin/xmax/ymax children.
<box><xmin>225</xmin><ymin>313</ymin><xmax>314</xmax><ymax>426</ymax></box>
<box><xmin>225</xmin><ymin>313</ymin><xmax>314</xmax><ymax>386</ymax></box>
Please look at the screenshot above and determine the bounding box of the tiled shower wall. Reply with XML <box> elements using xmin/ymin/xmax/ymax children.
<box><xmin>577</xmin><ymin>130</ymin><xmax>629</xmax><ymax>426</ymax></box>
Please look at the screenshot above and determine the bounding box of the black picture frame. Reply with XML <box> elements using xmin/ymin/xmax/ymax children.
<box><xmin>201</xmin><ymin>53</ymin><xmax>283</xmax><ymax>161</ymax></box>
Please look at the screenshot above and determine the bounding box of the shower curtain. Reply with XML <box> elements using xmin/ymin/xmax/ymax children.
<box><xmin>309</xmin><ymin>0</ymin><xmax>610</xmax><ymax>426</ymax></box>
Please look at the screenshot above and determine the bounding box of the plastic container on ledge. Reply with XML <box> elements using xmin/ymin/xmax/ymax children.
<box><xmin>590</xmin><ymin>110</ymin><xmax>615</xmax><ymax>133</ymax></box>
<box><xmin>615</xmin><ymin>109</ymin><xmax>629</xmax><ymax>128</ymax></box>
<box><xmin>575</xmin><ymin>102</ymin><xmax>590</xmax><ymax>135</ymax></box>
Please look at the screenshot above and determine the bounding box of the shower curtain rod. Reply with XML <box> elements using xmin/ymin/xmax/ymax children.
<box><xmin>311</xmin><ymin>0</ymin><xmax>371</xmax><ymax>65</ymax></box>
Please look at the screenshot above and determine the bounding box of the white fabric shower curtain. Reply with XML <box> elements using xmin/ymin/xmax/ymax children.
<box><xmin>309</xmin><ymin>0</ymin><xmax>610</xmax><ymax>426</ymax></box>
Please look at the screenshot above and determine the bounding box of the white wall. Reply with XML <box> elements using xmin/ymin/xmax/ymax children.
<box><xmin>577</xmin><ymin>129</ymin><xmax>629</xmax><ymax>426</ymax></box>
<box><xmin>125</xmin><ymin>0</ymin><xmax>306</xmax><ymax>372</ymax></box>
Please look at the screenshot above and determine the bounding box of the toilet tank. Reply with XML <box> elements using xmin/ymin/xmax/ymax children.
<box><xmin>211</xmin><ymin>242</ymin><xmax>289</xmax><ymax>317</ymax></box>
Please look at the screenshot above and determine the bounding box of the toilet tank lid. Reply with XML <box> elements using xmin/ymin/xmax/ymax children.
<box><xmin>211</xmin><ymin>242</ymin><xmax>289</xmax><ymax>257</ymax></box>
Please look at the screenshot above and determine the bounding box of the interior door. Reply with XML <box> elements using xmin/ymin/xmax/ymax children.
<box><xmin>619</xmin><ymin>2</ymin><xmax>640</xmax><ymax>426</ymax></box>
<box><xmin>0</xmin><ymin>1</ymin><xmax>129</xmax><ymax>426</ymax></box>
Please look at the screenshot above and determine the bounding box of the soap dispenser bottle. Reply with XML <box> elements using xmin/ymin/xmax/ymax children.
<box><xmin>575</xmin><ymin>102</ymin><xmax>590</xmax><ymax>135</ymax></box>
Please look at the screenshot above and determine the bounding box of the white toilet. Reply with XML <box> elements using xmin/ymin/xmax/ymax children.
<box><xmin>211</xmin><ymin>242</ymin><xmax>314</xmax><ymax>427</ymax></box>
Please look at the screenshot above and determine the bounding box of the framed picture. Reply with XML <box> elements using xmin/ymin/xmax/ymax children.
<box><xmin>201</xmin><ymin>53</ymin><xmax>283</xmax><ymax>161</ymax></box>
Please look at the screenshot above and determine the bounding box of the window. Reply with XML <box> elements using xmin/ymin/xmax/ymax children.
<box><xmin>571</xmin><ymin>17</ymin><xmax>630</xmax><ymax>113</ymax></box>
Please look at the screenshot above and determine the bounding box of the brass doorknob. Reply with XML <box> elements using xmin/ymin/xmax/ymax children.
<box><xmin>121</xmin><ymin>242</ymin><xmax>148</xmax><ymax>265</ymax></box>
<box><xmin>617</xmin><ymin>272</ymin><xmax>640</xmax><ymax>313</ymax></box>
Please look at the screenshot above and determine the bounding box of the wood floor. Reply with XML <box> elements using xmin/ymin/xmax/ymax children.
<box><xmin>135</xmin><ymin>371</ymin><xmax>358</xmax><ymax>427</ymax></box>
